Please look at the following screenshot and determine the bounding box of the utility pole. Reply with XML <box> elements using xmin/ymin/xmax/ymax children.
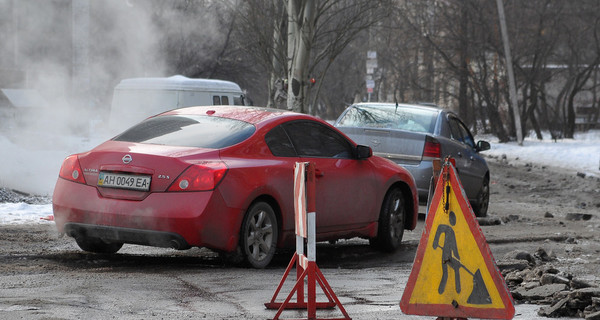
<box><xmin>496</xmin><ymin>0</ymin><xmax>523</xmax><ymax>146</ymax></box>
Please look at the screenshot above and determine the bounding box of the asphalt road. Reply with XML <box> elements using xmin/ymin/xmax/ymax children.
<box><xmin>0</xmin><ymin>158</ymin><xmax>598</xmax><ymax>319</ymax></box>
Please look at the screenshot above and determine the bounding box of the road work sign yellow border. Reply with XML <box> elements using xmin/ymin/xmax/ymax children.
<box><xmin>400</xmin><ymin>161</ymin><xmax>515</xmax><ymax>319</ymax></box>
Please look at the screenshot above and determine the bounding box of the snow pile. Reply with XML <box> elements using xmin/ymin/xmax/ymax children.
<box><xmin>0</xmin><ymin>132</ymin><xmax>104</xmax><ymax>225</ymax></box>
<box><xmin>1</xmin><ymin>130</ymin><xmax>599</xmax><ymax>225</ymax></box>
<box><xmin>0</xmin><ymin>188</ymin><xmax>52</xmax><ymax>225</ymax></box>
<box><xmin>481</xmin><ymin>130</ymin><xmax>600</xmax><ymax>177</ymax></box>
<box><xmin>0</xmin><ymin>188</ymin><xmax>49</xmax><ymax>204</ymax></box>
<box><xmin>0</xmin><ymin>202</ymin><xmax>53</xmax><ymax>225</ymax></box>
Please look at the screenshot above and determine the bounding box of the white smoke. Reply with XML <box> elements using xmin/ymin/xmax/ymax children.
<box><xmin>0</xmin><ymin>0</ymin><xmax>177</xmax><ymax>196</ymax></box>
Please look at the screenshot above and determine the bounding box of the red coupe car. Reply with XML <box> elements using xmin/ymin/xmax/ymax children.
<box><xmin>53</xmin><ymin>106</ymin><xmax>418</xmax><ymax>268</ymax></box>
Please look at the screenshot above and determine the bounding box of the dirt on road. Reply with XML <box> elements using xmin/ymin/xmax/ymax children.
<box><xmin>0</xmin><ymin>157</ymin><xmax>598</xmax><ymax>319</ymax></box>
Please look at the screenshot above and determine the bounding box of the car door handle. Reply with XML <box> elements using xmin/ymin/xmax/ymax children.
<box><xmin>315</xmin><ymin>169</ymin><xmax>325</xmax><ymax>177</ymax></box>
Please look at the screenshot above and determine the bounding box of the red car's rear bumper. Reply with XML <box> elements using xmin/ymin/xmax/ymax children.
<box><xmin>52</xmin><ymin>178</ymin><xmax>244</xmax><ymax>252</ymax></box>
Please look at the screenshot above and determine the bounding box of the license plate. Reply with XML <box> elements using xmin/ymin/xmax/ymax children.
<box><xmin>98</xmin><ymin>172</ymin><xmax>151</xmax><ymax>191</ymax></box>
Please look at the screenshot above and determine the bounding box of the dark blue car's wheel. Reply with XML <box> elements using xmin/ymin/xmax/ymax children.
<box><xmin>473</xmin><ymin>176</ymin><xmax>490</xmax><ymax>217</ymax></box>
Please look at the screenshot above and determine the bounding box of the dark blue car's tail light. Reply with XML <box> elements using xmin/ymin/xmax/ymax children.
<box><xmin>423</xmin><ymin>136</ymin><xmax>441</xmax><ymax>159</ymax></box>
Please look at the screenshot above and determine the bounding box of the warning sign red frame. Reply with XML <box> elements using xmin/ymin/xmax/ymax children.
<box><xmin>400</xmin><ymin>161</ymin><xmax>515</xmax><ymax>319</ymax></box>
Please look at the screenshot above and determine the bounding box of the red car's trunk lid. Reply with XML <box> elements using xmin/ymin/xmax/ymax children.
<box><xmin>77</xmin><ymin>141</ymin><xmax>220</xmax><ymax>199</ymax></box>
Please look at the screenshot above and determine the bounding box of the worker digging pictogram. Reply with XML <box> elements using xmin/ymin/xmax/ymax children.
<box><xmin>433</xmin><ymin>210</ymin><xmax>491</xmax><ymax>305</ymax></box>
<box><xmin>400</xmin><ymin>157</ymin><xmax>514</xmax><ymax>319</ymax></box>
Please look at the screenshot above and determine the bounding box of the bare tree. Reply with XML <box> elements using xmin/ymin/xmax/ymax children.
<box><xmin>150</xmin><ymin>0</ymin><xmax>600</xmax><ymax>139</ymax></box>
<box><xmin>231</xmin><ymin>0</ymin><xmax>390</xmax><ymax>114</ymax></box>
<box><xmin>230</xmin><ymin>0</ymin><xmax>287</xmax><ymax>108</ymax></box>
<box><xmin>286</xmin><ymin>0</ymin><xmax>316</xmax><ymax>113</ymax></box>
<box><xmin>383</xmin><ymin>1</ymin><xmax>443</xmax><ymax>105</ymax></box>
<box><xmin>553</xmin><ymin>2</ymin><xmax>600</xmax><ymax>138</ymax></box>
<box><xmin>384</xmin><ymin>0</ymin><xmax>600</xmax><ymax>142</ymax></box>
<box><xmin>306</xmin><ymin>1</ymin><xmax>390</xmax><ymax>115</ymax></box>
<box><xmin>507</xmin><ymin>0</ymin><xmax>563</xmax><ymax>140</ymax></box>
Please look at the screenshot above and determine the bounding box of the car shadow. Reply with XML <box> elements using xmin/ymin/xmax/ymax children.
<box><xmin>35</xmin><ymin>238</ymin><xmax>419</xmax><ymax>271</ymax></box>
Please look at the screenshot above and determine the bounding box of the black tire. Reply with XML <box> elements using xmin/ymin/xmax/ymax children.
<box><xmin>426</xmin><ymin>176</ymin><xmax>435</xmax><ymax>215</ymax></box>
<box><xmin>240</xmin><ymin>201</ymin><xmax>278</xmax><ymax>268</ymax></box>
<box><xmin>472</xmin><ymin>176</ymin><xmax>490</xmax><ymax>217</ymax></box>
<box><xmin>75</xmin><ymin>237</ymin><xmax>123</xmax><ymax>254</ymax></box>
<box><xmin>372</xmin><ymin>188</ymin><xmax>406</xmax><ymax>252</ymax></box>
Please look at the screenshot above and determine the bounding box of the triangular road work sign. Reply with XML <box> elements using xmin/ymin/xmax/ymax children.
<box><xmin>400</xmin><ymin>160</ymin><xmax>515</xmax><ymax>319</ymax></box>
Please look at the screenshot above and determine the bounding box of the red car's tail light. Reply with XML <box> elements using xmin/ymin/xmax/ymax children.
<box><xmin>168</xmin><ymin>162</ymin><xmax>228</xmax><ymax>192</ymax></box>
<box><xmin>423</xmin><ymin>136</ymin><xmax>441</xmax><ymax>159</ymax></box>
<box><xmin>58</xmin><ymin>155</ymin><xmax>86</xmax><ymax>184</ymax></box>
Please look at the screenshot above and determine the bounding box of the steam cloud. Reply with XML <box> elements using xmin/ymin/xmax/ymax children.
<box><xmin>0</xmin><ymin>1</ymin><xmax>197</xmax><ymax>195</ymax></box>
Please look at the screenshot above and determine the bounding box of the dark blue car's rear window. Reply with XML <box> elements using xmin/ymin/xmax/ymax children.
<box><xmin>337</xmin><ymin>105</ymin><xmax>438</xmax><ymax>133</ymax></box>
<box><xmin>113</xmin><ymin>115</ymin><xmax>255</xmax><ymax>149</ymax></box>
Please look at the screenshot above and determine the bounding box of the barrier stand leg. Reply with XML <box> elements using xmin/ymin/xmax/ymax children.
<box><xmin>297</xmin><ymin>234</ymin><xmax>305</xmax><ymax>306</ymax></box>
<box><xmin>268</xmin><ymin>259</ymin><xmax>350</xmax><ymax>320</ymax></box>
<box><xmin>271</xmin><ymin>266</ymin><xmax>310</xmax><ymax>319</ymax></box>
<box><xmin>265</xmin><ymin>236</ymin><xmax>309</xmax><ymax>310</ymax></box>
<box><xmin>265</xmin><ymin>253</ymin><xmax>300</xmax><ymax>309</ymax></box>
<box><xmin>307</xmin><ymin>211</ymin><xmax>317</xmax><ymax>320</ymax></box>
<box><xmin>265</xmin><ymin>162</ymin><xmax>351</xmax><ymax>320</ymax></box>
<box><xmin>313</xmin><ymin>265</ymin><xmax>351</xmax><ymax>319</ymax></box>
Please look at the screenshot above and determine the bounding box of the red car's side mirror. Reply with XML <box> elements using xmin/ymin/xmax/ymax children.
<box><xmin>356</xmin><ymin>145</ymin><xmax>372</xmax><ymax>159</ymax></box>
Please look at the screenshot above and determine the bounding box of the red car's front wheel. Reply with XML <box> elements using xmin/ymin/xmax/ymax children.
<box><xmin>371</xmin><ymin>187</ymin><xmax>406</xmax><ymax>252</ymax></box>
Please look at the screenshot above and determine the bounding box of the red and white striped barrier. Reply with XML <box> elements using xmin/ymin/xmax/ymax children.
<box><xmin>265</xmin><ymin>162</ymin><xmax>351</xmax><ymax>320</ymax></box>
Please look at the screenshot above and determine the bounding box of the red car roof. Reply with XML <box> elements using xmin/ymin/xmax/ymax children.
<box><xmin>163</xmin><ymin>106</ymin><xmax>306</xmax><ymax>125</ymax></box>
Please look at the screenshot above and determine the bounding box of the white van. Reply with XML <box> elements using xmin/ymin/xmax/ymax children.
<box><xmin>108</xmin><ymin>75</ymin><xmax>246</xmax><ymax>133</ymax></box>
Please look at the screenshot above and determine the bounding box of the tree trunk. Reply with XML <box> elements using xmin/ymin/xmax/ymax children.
<box><xmin>488</xmin><ymin>78</ymin><xmax>509</xmax><ymax>142</ymax></box>
<box><xmin>520</xmin><ymin>86</ymin><xmax>529</xmax><ymax>136</ymax></box>
<box><xmin>593</xmin><ymin>68</ymin><xmax>599</xmax><ymax>124</ymax></box>
<box><xmin>528</xmin><ymin>85</ymin><xmax>543</xmax><ymax>140</ymax></box>
<box><xmin>565</xmin><ymin>90</ymin><xmax>577</xmax><ymax>138</ymax></box>
<box><xmin>287</xmin><ymin>0</ymin><xmax>316</xmax><ymax>113</ymax></box>
<box><xmin>458</xmin><ymin>4</ymin><xmax>469</xmax><ymax>121</ymax></box>
<box><xmin>476</xmin><ymin>95</ymin><xmax>489</xmax><ymax>134</ymax></box>
<box><xmin>267</xmin><ymin>4</ymin><xmax>287</xmax><ymax>109</ymax></box>
<box><xmin>488</xmin><ymin>101</ymin><xmax>509</xmax><ymax>142</ymax></box>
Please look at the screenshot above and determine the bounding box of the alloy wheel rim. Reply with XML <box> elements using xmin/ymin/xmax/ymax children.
<box><xmin>246</xmin><ymin>210</ymin><xmax>273</xmax><ymax>261</ymax></box>
<box><xmin>389</xmin><ymin>196</ymin><xmax>403</xmax><ymax>241</ymax></box>
<box><xmin>480</xmin><ymin>183</ymin><xmax>490</xmax><ymax>212</ymax></box>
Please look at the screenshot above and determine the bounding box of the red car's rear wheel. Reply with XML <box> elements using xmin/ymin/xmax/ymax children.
<box><xmin>240</xmin><ymin>201</ymin><xmax>278</xmax><ymax>268</ymax></box>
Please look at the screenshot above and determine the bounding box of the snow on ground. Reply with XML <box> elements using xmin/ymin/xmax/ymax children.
<box><xmin>0</xmin><ymin>132</ymin><xmax>107</xmax><ymax>197</ymax></box>
<box><xmin>0</xmin><ymin>202</ymin><xmax>53</xmax><ymax>225</ymax></box>
<box><xmin>481</xmin><ymin>130</ymin><xmax>600</xmax><ymax>177</ymax></box>
<box><xmin>0</xmin><ymin>130</ymin><xmax>599</xmax><ymax>225</ymax></box>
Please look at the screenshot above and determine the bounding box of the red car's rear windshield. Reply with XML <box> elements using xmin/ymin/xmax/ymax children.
<box><xmin>113</xmin><ymin>114</ymin><xmax>256</xmax><ymax>149</ymax></box>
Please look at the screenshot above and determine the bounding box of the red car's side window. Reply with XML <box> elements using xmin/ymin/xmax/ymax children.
<box><xmin>265</xmin><ymin>125</ymin><xmax>297</xmax><ymax>157</ymax></box>
<box><xmin>282</xmin><ymin>121</ymin><xmax>354</xmax><ymax>159</ymax></box>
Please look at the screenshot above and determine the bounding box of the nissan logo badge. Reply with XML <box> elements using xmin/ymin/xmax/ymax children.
<box><xmin>122</xmin><ymin>154</ymin><xmax>133</xmax><ymax>164</ymax></box>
